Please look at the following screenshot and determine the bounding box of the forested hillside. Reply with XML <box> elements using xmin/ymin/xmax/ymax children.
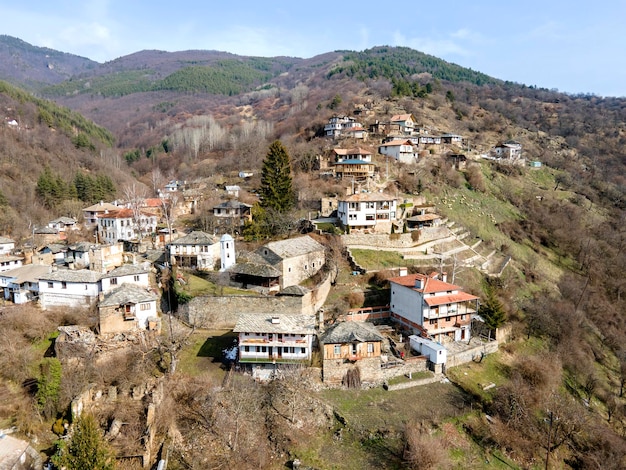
<box><xmin>0</xmin><ymin>41</ymin><xmax>625</xmax><ymax>469</ymax></box>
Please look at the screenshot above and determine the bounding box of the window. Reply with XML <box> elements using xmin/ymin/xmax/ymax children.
<box><xmin>301</xmin><ymin>348</ymin><xmax>306</xmax><ymax>354</ymax></box>
<box><xmin>312</xmin><ymin>262</ymin><xmax>315</xmax><ymax>268</ymax></box>
<box><xmin>244</xmin><ymin>346</ymin><xmax>250</xmax><ymax>352</ymax></box>
<box><xmin>367</xmin><ymin>343</ymin><xmax>374</xmax><ymax>353</ymax></box>
<box><xmin>261</xmin><ymin>346</ymin><xmax>267</xmax><ymax>353</ymax></box>
<box><xmin>110</xmin><ymin>278</ymin><xmax>118</xmax><ymax>285</ymax></box>
<box><xmin>366</xmin><ymin>214</ymin><xmax>375</xmax><ymax>221</ymax></box>
<box><xmin>85</xmin><ymin>284</ymin><xmax>88</xmax><ymax>290</ymax></box>
<box><xmin>140</xmin><ymin>303</ymin><xmax>151</xmax><ymax>311</ymax></box>
<box><xmin>461</xmin><ymin>315</ymin><xmax>465</xmax><ymax>320</ymax></box>
<box><xmin>134</xmin><ymin>275</ymin><xmax>140</xmax><ymax>282</ymax></box>
<box><xmin>304</xmin><ymin>264</ymin><xmax>308</xmax><ymax>270</ymax></box>
<box><xmin>333</xmin><ymin>345</ymin><xmax>341</xmax><ymax>355</ymax></box>
<box><xmin>365</xmin><ymin>202</ymin><xmax>375</xmax><ymax>209</ymax></box>
<box><xmin>61</xmin><ymin>281</ymin><xmax>67</xmax><ymax>289</ymax></box>
<box><xmin>47</xmin><ymin>282</ymin><xmax>53</xmax><ymax>289</ymax></box>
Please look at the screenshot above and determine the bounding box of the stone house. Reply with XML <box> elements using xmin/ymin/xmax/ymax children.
<box><xmin>319</xmin><ymin>321</ymin><xmax>385</xmax><ymax>386</ymax></box>
<box><xmin>337</xmin><ymin>192</ymin><xmax>398</xmax><ymax>233</ymax></box>
<box><xmin>100</xmin><ymin>263</ymin><xmax>151</xmax><ymax>293</ymax></box>
<box><xmin>47</xmin><ymin>216</ymin><xmax>78</xmax><ymax>234</ymax></box>
<box><xmin>256</xmin><ymin>235</ymin><xmax>326</xmax><ymax>289</ymax></box>
<box><xmin>98</xmin><ymin>283</ymin><xmax>159</xmax><ymax>334</ymax></box>
<box><xmin>167</xmin><ymin>231</ymin><xmax>220</xmax><ymax>270</ymax></box>
<box><xmin>233</xmin><ymin>313</ymin><xmax>316</xmax><ymax>365</ymax></box>
<box><xmin>212</xmin><ymin>200</ymin><xmax>252</xmax><ymax>233</ymax></box>
<box><xmin>389</xmin><ymin>272</ymin><xmax>479</xmax><ymax>343</ymax></box>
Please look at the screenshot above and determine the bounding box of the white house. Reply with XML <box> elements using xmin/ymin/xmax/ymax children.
<box><xmin>47</xmin><ymin>216</ymin><xmax>78</xmax><ymax>233</ymax></box>
<box><xmin>83</xmin><ymin>201</ymin><xmax>120</xmax><ymax>227</ymax></box>
<box><xmin>100</xmin><ymin>263</ymin><xmax>151</xmax><ymax>293</ymax></box>
<box><xmin>233</xmin><ymin>313</ymin><xmax>316</xmax><ymax>364</ymax></box>
<box><xmin>0</xmin><ymin>264</ymin><xmax>51</xmax><ymax>304</ymax></box>
<box><xmin>441</xmin><ymin>133</ymin><xmax>464</xmax><ymax>145</ymax></box>
<box><xmin>389</xmin><ymin>273</ymin><xmax>479</xmax><ymax>343</ymax></box>
<box><xmin>324</xmin><ymin>116</ymin><xmax>363</xmax><ymax>138</ymax></box>
<box><xmin>38</xmin><ymin>269</ymin><xmax>103</xmax><ymax>310</ymax></box>
<box><xmin>493</xmin><ymin>140</ymin><xmax>523</xmax><ymax>162</ymax></box>
<box><xmin>168</xmin><ymin>231</ymin><xmax>220</xmax><ymax>270</ymax></box>
<box><xmin>0</xmin><ymin>236</ymin><xmax>16</xmax><ymax>255</ymax></box>
<box><xmin>0</xmin><ymin>255</ymin><xmax>23</xmax><ymax>272</ymax></box>
<box><xmin>256</xmin><ymin>235</ymin><xmax>326</xmax><ymax>288</ymax></box>
<box><xmin>390</xmin><ymin>113</ymin><xmax>416</xmax><ymax>135</ymax></box>
<box><xmin>97</xmin><ymin>208</ymin><xmax>157</xmax><ymax>244</ymax></box>
<box><xmin>98</xmin><ymin>283</ymin><xmax>158</xmax><ymax>334</ymax></box>
<box><xmin>409</xmin><ymin>335</ymin><xmax>447</xmax><ymax>365</ymax></box>
<box><xmin>337</xmin><ymin>192</ymin><xmax>398</xmax><ymax>232</ymax></box>
<box><xmin>378</xmin><ymin>139</ymin><xmax>418</xmax><ymax>164</ymax></box>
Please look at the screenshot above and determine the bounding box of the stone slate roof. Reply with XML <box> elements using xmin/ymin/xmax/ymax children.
<box><xmin>68</xmin><ymin>241</ymin><xmax>94</xmax><ymax>252</ymax></box>
<box><xmin>39</xmin><ymin>269</ymin><xmax>102</xmax><ymax>283</ymax></box>
<box><xmin>101</xmin><ymin>263</ymin><xmax>149</xmax><ymax>278</ymax></box>
<box><xmin>233</xmin><ymin>313</ymin><xmax>316</xmax><ymax>334</ymax></box>
<box><xmin>214</xmin><ymin>200</ymin><xmax>252</xmax><ymax>209</ymax></box>
<box><xmin>278</xmin><ymin>285</ymin><xmax>309</xmax><ymax>296</ymax></box>
<box><xmin>35</xmin><ymin>227</ymin><xmax>59</xmax><ymax>234</ymax></box>
<box><xmin>258</xmin><ymin>236</ymin><xmax>324</xmax><ymax>264</ymax></box>
<box><xmin>0</xmin><ymin>264</ymin><xmax>51</xmax><ymax>284</ymax></box>
<box><xmin>99</xmin><ymin>283</ymin><xmax>157</xmax><ymax>307</ymax></box>
<box><xmin>49</xmin><ymin>216</ymin><xmax>77</xmax><ymax>225</ymax></box>
<box><xmin>320</xmin><ymin>321</ymin><xmax>384</xmax><ymax>344</ymax></box>
<box><xmin>228</xmin><ymin>262</ymin><xmax>280</xmax><ymax>278</ymax></box>
<box><xmin>169</xmin><ymin>231</ymin><xmax>217</xmax><ymax>246</ymax></box>
<box><xmin>41</xmin><ymin>243</ymin><xmax>66</xmax><ymax>254</ymax></box>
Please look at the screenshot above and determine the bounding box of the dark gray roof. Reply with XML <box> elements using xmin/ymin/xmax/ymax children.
<box><xmin>99</xmin><ymin>284</ymin><xmax>157</xmax><ymax>307</ymax></box>
<box><xmin>320</xmin><ymin>321</ymin><xmax>384</xmax><ymax>344</ymax></box>
<box><xmin>278</xmin><ymin>285</ymin><xmax>309</xmax><ymax>296</ymax></box>
<box><xmin>68</xmin><ymin>241</ymin><xmax>94</xmax><ymax>252</ymax></box>
<box><xmin>214</xmin><ymin>200</ymin><xmax>252</xmax><ymax>209</ymax></box>
<box><xmin>228</xmin><ymin>262</ymin><xmax>281</xmax><ymax>278</ymax></box>
<box><xmin>233</xmin><ymin>313</ymin><xmax>315</xmax><ymax>334</ymax></box>
<box><xmin>41</xmin><ymin>244</ymin><xmax>66</xmax><ymax>254</ymax></box>
<box><xmin>258</xmin><ymin>236</ymin><xmax>325</xmax><ymax>264</ymax></box>
<box><xmin>49</xmin><ymin>216</ymin><xmax>77</xmax><ymax>225</ymax></box>
<box><xmin>34</xmin><ymin>227</ymin><xmax>59</xmax><ymax>234</ymax></box>
<box><xmin>39</xmin><ymin>269</ymin><xmax>102</xmax><ymax>283</ymax></box>
<box><xmin>168</xmin><ymin>231</ymin><xmax>217</xmax><ymax>246</ymax></box>
<box><xmin>101</xmin><ymin>263</ymin><xmax>149</xmax><ymax>278</ymax></box>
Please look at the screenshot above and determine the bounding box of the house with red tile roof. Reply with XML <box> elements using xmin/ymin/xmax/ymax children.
<box><xmin>389</xmin><ymin>272</ymin><xmax>479</xmax><ymax>343</ymax></box>
<box><xmin>97</xmin><ymin>208</ymin><xmax>157</xmax><ymax>245</ymax></box>
<box><xmin>390</xmin><ymin>113</ymin><xmax>417</xmax><ymax>135</ymax></box>
<box><xmin>337</xmin><ymin>192</ymin><xmax>398</xmax><ymax>233</ymax></box>
<box><xmin>378</xmin><ymin>139</ymin><xmax>418</xmax><ymax>164</ymax></box>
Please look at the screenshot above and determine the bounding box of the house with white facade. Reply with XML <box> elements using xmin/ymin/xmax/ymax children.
<box><xmin>83</xmin><ymin>201</ymin><xmax>120</xmax><ymax>227</ymax></box>
<box><xmin>47</xmin><ymin>216</ymin><xmax>77</xmax><ymax>233</ymax></box>
<box><xmin>337</xmin><ymin>192</ymin><xmax>398</xmax><ymax>233</ymax></box>
<box><xmin>167</xmin><ymin>231</ymin><xmax>220</xmax><ymax>270</ymax></box>
<box><xmin>389</xmin><ymin>273</ymin><xmax>480</xmax><ymax>343</ymax></box>
<box><xmin>441</xmin><ymin>133</ymin><xmax>464</xmax><ymax>145</ymax></box>
<box><xmin>256</xmin><ymin>235</ymin><xmax>326</xmax><ymax>288</ymax></box>
<box><xmin>100</xmin><ymin>263</ymin><xmax>151</xmax><ymax>293</ymax></box>
<box><xmin>390</xmin><ymin>114</ymin><xmax>417</xmax><ymax>135</ymax></box>
<box><xmin>378</xmin><ymin>139</ymin><xmax>418</xmax><ymax>164</ymax></box>
<box><xmin>233</xmin><ymin>313</ymin><xmax>316</xmax><ymax>364</ymax></box>
<box><xmin>98</xmin><ymin>283</ymin><xmax>158</xmax><ymax>334</ymax></box>
<box><xmin>97</xmin><ymin>208</ymin><xmax>157</xmax><ymax>245</ymax></box>
<box><xmin>212</xmin><ymin>200</ymin><xmax>252</xmax><ymax>233</ymax></box>
<box><xmin>0</xmin><ymin>236</ymin><xmax>16</xmax><ymax>255</ymax></box>
<box><xmin>0</xmin><ymin>264</ymin><xmax>51</xmax><ymax>304</ymax></box>
<box><xmin>38</xmin><ymin>269</ymin><xmax>103</xmax><ymax>310</ymax></box>
<box><xmin>0</xmin><ymin>255</ymin><xmax>22</xmax><ymax>272</ymax></box>
<box><xmin>492</xmin><ymin>140</ymin><xmax>523</xmax><ymax>164</ymax></box>
<box><xmin>324</xmin><ymin>116</ymin><xmax>363</xmax><ymax>138</ymax></box>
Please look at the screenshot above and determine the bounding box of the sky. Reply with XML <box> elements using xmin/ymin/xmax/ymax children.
<box><xmin>3</xmin><ymin>0</ymin><xmax>626</xmax><ymax>97</ymax></box>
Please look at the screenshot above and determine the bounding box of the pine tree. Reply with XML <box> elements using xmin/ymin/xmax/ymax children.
<box><xmin>54</xmin><ymin>414</ymin><xmax>115</xmax><ymax>470</ymax></box>
<box><xmin>259</xmin><ymin>140</ymin><xmax>295</xmax><ymax>213</ymax></box>
<box><xmin>479</xmin><ymin>285</ymin><xmax>507</xmax><ymax>330</ymax></box>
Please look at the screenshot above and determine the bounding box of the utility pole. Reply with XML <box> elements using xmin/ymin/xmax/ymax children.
<box><xmin>545</xmin><ymin>410</ymin><xmax>553</xmax><ymax>470</ymax></box>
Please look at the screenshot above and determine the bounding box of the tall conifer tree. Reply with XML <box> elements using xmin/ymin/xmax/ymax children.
<box><xmin>259</xmin><ymin>140</ymin><xmax>295</xmax><ymax>213</ymax></box>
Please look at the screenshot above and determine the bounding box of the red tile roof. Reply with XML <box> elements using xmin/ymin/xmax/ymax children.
<box><xmin>389</xmin><ymin>273</ymin><xmax>461</xmax><ymax>294</ymax></box>
<box><xmin>97</xmin><ymin>209</ymin><xmax>152</xmax><ymax>219</ymax></box>
<box><xmin>423</xmin><ymin>292</ymin><xmax>479</xmax><ymax>306</ymax></box>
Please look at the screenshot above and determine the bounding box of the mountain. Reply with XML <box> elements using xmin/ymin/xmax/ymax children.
<box><xmin>0</xmin><ymin>35</ymin><xmax>97</xmax><ymax>89</ymax></box>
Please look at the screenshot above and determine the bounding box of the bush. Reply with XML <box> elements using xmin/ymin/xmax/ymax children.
<box><xmin>411</xmin><ymin>230</ymin><xmax>421</xmax><ymax>243</ymax></box>
<box><xmin>370</xmin><ymin>270</ymin><xmax>394</xmax><ymax>288</ymax></box>
<box><xmin>345</xmin><ymin>291</ymin><xmax>365</xmax><ymax>308</ymax></box>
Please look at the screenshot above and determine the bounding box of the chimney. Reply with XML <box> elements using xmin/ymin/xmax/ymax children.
<box><xmin>415</xmin><ymin>276</ymin><xmax>424</xmax><ymax>289</ymax></box>
<box><xmin>271</xmin><ymin>316</ymin><xmax>280</xmax><ymax>324</ymax></box>
<box><xmin>441</xmin><ymin>272</ymin><xmax>447</xmax><ymax>283</ymax></box>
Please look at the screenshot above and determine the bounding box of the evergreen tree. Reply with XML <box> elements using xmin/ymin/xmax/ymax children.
<box><xmin>54</xmin><ymin>414</ymin><xmax>115</xmax><ymax>470</ymax></box>
<box><xmin>259</xmin><ymin>140</ymin><xmax>295</xmax><ymax>213</ymax></box>
<box><xmin>479</xmin><ymin>285</ymin><xmax>507</xmax><ymax>330</ymax></box>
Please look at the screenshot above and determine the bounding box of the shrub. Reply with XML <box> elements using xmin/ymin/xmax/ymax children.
<box><xmin>370</xmin><ymin>270</ymin><xmax>394</xmax><ymax>288</ymax></box>
<box><xmin>345</xmin><ymin>291</ymin><xmax>365</xmax><ymax>308</ymax></box>
<box><xmin>411</xmin><ymin>230</ymin><xmax>421</xmax><ymax>243</ymax></box>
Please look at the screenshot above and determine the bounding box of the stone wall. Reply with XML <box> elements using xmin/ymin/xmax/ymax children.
<box><xmin>322</xmin><ymin>356</ymin><xmax>382</xmax><ymax>387</ymax></box>
<box><xmin>381</xmin><ymin>356</ymin><xmax>428</xmax><ymax>381</ymax></box>
<box><xmin>179</xmin><ymin>273</ymin><xmax>332</xmax><ymax>329</ymax></box>
<box><xmin>446</xmin><ymin>340</ymin><xmax>499</xmax><ymax>368</ymax></box>
<box><xmin>341</xmin><ymin>226</ymin><xmax>449</xmax><ymax>249</ymax></box>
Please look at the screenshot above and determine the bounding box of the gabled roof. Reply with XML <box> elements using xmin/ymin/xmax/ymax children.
<box><xmin>258</xmin><ymin>236</ymin><xmax>325</xmax><ymax>263</ymax></box>
<box><xmin>49</xmin><ymin>216</ymin><xmax>77</xmax><ymax>225</ymax></box>
<box><xmin>143</xmin><ymin>198</ymin><xmax>165</xmax><ymax>208</ymax></box>
<box><xmin>388</xmin><ymin>273</ymin><xmax>478</xmax><ymax>301</ymax></box>
<box><xmin>334</xmin><ymin>159</ymin><xmax>375</xmax><ymax>165</ymax></box>
<box><xmin>423</xmin><ymin>292</ymin><xmax>479</xmax><ymax>306</ymax></box>
<box><xmin>97</xmin><ymin>208</ymin><xmax>152</xmax><ymax>219</ymax></box>
<box><xmin>101</xmin><ymin>263</ymin><xmax>149</xmax><ymax>278</ymax></box>
<box><xmin>320</xmin><ymin>321</ymin><xmax>384</xmax><ymax>344</ymax></box>
<box><xmin>39</xmin><ymin>269</ymin><xmax>102</xmax><ymax>283</ymax></box>
<box><xmin>233</xmin><ymin>313</ymin><xmax>316</xmax><ymax>334</ymax></box>
<box><xmin>379</xmin><ymin>139</ymin><xmax>414</xmax><ymax>147</ymax></box>
<box><xmin>333</xmin><ymin>147</ymin><xmax>373</xmax><ymax>156</ymax></box>
<box><xmin>68</xmin><ymin>241</ymin><xmax>94</xmax><ymax>252</ymax></box>
<box><xmin>0</xmin><ymin>264</ymin><xmax>51</xmax><ymax>284</ymax></box>
<box><xmin>278</xmin><ymin>285</ymin><xmax>310</xmax><ymax>296</ymax></box>
<box><xmin>169</xmin><ymin>231</ymin><xmax>217</xmax><ymax>246</ymax></box>
<box><xmin>340</xmin><ymin>192</ymin><xmax>396</xmax><ymax>203</ymax></box>
<box><xmin>83</xmin><ymin>202</ymin><xmax>119</xmax><ymax>212</ymax></box>
<box><xmin>228</xmin><ymin>262</ymin><xmax>281</xmax><ymax>278</ymax></box>
<box><xmin>99</xmin><ymin>283</ymin><xmax>157</xmax><ymax>307</ymax></box>
<box><xmin>390</xmin><ymin>113</ymin><xmax>414</xmax><ymax>122</ymax></box>
<box><xmin>214</xmin><ymin>200</ymin><xmax>252</xmax><ymax>209</ymax></box>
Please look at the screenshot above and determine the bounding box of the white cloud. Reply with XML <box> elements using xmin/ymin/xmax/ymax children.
<box><xmin>392</xmin><ymin>31</ymin><xmax>471</xmax><ymax>58</ymax></box>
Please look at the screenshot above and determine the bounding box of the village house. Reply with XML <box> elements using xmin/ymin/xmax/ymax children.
<box><xmin>35</xmin><ymin>243</ymin><xmax>67</xmax><ymax>266</ymax></box>
<box><xmin>330</xmin><ymin>147</ymin><xmax>376</xmax><ymax>180</ymax></box>
<box><xmin>97</xmin><ymin>208</ymin><xmax>158</xmax><ymax>245</ymax></box>
<box><xmin>233</xmin><ymin>313</ymin><xmax>316</xmax><ymax>365</ymax></box>
<box><xmin>83</xmin><ymin>201</ymin><xmax>120</xmax><ymax>227</ymax></box>
<box><xmin>342</xmin><ymin>126</ymin><xmax>368</xmax><ymax>140</ymax></box>
<box><xmin>225</xmin><ymin>185</ymin><xmax>240</xmax><ymax>198</ymax></box>
<box><xmin>441</xmin><ymin>133</ymin><xmax>464</xmax><ymax>145</ymax></box>
<box><xmin>337</xmin><ymin>192</ymin><xmax>398</xmax><ymax>233</ymax></box>
<box><xmin>492</xmin><ymin>140</ymin><xmax>523</xmax><ymax>163</ymax></box>
<box><xmin>378</xmin><ymin>139</ymin><xmax>418</xmax><ymax>164</ymax></box>
<box><xmin>389</xmin><ymin>273</ymin><xmax>480</xmax><ymax>343</ymax></box>
<box><xmin>417</xmin><ymin>135</ymin><xmax>442</xmax><ymax>146</ymax></box>
<box><xmin>0</xmin><ymin>254</ymin><xmax>23</xmax><ymax>272</ymax></box>
<box><xmin>0</xmin><ymin>236</ymin><xmax>15</xmax><ymax>255</ymax></box>
<box><xmin>0</xmin><ymin>264</ymin><xmax>51</xmax><ymax>304</ymax></box>
<box><xmin>38</xmin><ymin>269</ymin><xmax>103</xmax><ymax>310</ymax></box>
<box><xmin>47</xmin><ymin>216</ymin><xmax>78</xmax><ymax>234</ymax></box>
<box><xmin>324</xmin><ymin>116</ymin><xmax>363</xmax><ymax>138</ymax></box>
<box><xmin>256</xmin><ymin>235</ymin><xmax>326</xmax><ymax>289</ymax></box>
<box><xmin>100</xmin><ymin>263</ymin><xmax>151</xmax><ymax>293</ymax></box>
<box><xmin>212</xmin><ymin>200</ymin><xmax>252</xmax><ymax>233</ymax></box>
<box><xmin>168</xmin><ymin>231</ymin><xmax>220</xmax><ymax>270</ymax></box>
<box><xmin>98</xmin><ymin>283</ymin><xmax>159</xmax><ymax>334</ymax></box>
<box><xmin>319</xmin><ymin>321</ymin><xmax>385</xmax><ymax>386</ymax></box>
<box><xmin>390</xmin><ymin>113</ymin><xmax>417</xmax><ymax>135</ymax></box>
